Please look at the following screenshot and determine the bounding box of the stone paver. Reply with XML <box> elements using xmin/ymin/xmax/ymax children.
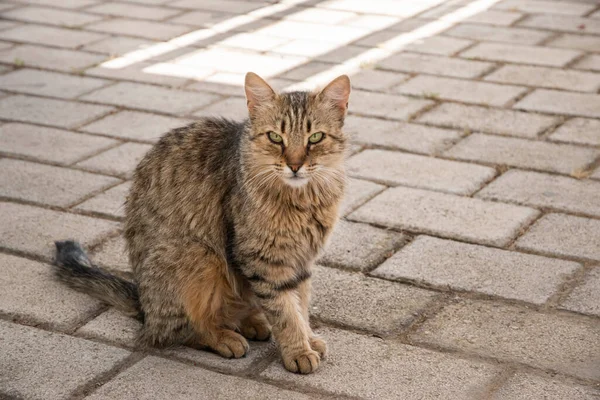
<box><xmin>561</xmin><ymin>267</ymin><xmax>600</xmax><ymax>317</ymax></box>
<box><xmin>476</xmin><ymin>170</ymin><xmax>600</xmax><ymax>217</ymax></box>
<box><xmin>0</xmin><ymin>158</ymin><xmax>119</xmax><ymax>207</ymax></box>
<box><xmin>574</xmin><ymin>54</ymin><xmax>600</xmax><ymax>72</ymax></box>
<box><xmin>0</xmin><ymin>321</ymin><xmax>130</xmax><ymax>400</ymax></box>
<box><xmin>9</xmin><ymin>0</ymin><xmax>99</xmax><ymax>8</ymax></box>
<box><xmin>75</xmin><ymin>181</ymin><xmax>131</xmax><ymax>218</ymax></box>
<box><xmin>394</xmin><ymin>75</ymin><xmax>527</xmax><ymax>106</ymax></box>
<box><xmin>444</xmin><ymin>133</ymin><xmax>598</xmax><ymax>175</ymax></box>
<box><xmin>170</xmin><ymin>0</ymin><xmax>268</xmax><ymax>13</ymax></box>
<box><xmin>378</xmin><ymin>52</ymin><xmax>494</xmax><ymax>79</ymax></box>
<box><xmin>0</xmin><ymin>44</ymin><xmax>106</xmax><ymax>72</ymax></box>
<box><xmin>0</xmin><ymin>202</ymin><xmax>120</xmax><ymax>258</ymax></box>
<box><xmin>86</xmin><ymin>2</ymin><xmax>182</xmax><ymax>20</ymax></box>
<box><xmin>494</xmin><ymin>0</ymin><xmax>596</xmax><ymax>16</ymax></box>
<box><xmin>404</xmin><ymin>36</ymin><xmax>473</xmax><ymax>56</ymax></box>
<box><xmin>515</xmin><ymin>89</ymin><xmax>600</xmax><ymax>118</ymax></box>
<box><xmin>0</xmin><ymin>94</ymin><xmax>114</xmax><ymax>128</ymax></box>
<box><xmin>85</xmin><ymin>18</ymin><xmax>191</xmax><ymax>40</ymax></box>
<box><xmin>413</xmin><ymin>300</ymin><xmax>600</xmax><ymax>381</ymax></box>
<box><xmin>349</xmin><ymin>186</ymin><xmax>539</xmax><ymax>247</ymax></box>
<box><xmin>339</xmin><ymin>177</ymin><xmax>386</xmax><ymax>217</ymax></box>
<box><xmin>516</xmin><ymin>214</ymin><xmax>600</xmax><ymax>261</ymax></box>
<box><xmin>76</xmin><ymin>142</ymin><xmax>152</xmax><ymax>177</ymax></box>
<box><xmin>520</xmin><ymin>15</ymin><xmax>600</xmax><ymax>34</ymax></box>
<box><xmin>0</xmin><ymin>122</ymin><xmax>118</xmax><ymax>163</ymax></box>
<box><xmin>81</xmin><ymin>82</ymin><xmax>220</xmax><ymax>114</ymax></box>
<box><xmin>418</xmin><ymin>103</ymin><xmax>558</xmax><ymax>138</ymax></box>
<box><xmin>349</xmin><ymin>90</ymin><xmax>434</xmax><ymax>120</ymax></box>
<box><xmin>91</xmin><ymin>235</ymin><xmax>129</xmax><ymax>271</ymax></box>
<box><xmin>492</xmin><ymin>372</ymin><xmax>600</xmax><ymax>400</ymax></box>
<box><xmin>2</xmin><ymin>6</ymin><xmax>103</xmax><ymax>27</ymax></box>
<box><xmin>84</xmin><ymin>61</ymin><xmax>190</xmax><ymax>87</ymax></box>
<box><xmin>318</xmin><ymin>220</ymin><xmax>406</xmax><ymax>272</ymax></box>
<box><xmin>373</xmin><ymin>235</ymin><xmax>580</xmax><ymax>304</ymax></box>
<box><xmin>0</xmin><ymin>253</ymin><xmax>103</xmax><ymax>330</ymax></box>
<box><xmin>350</xmin><ymin>69</ymin><xmax>409</xmax><ymax>91</ymax></box>
<box><xmin>194</xmin><ymin>97</ymin><xmax>248</xmax><ymax>120</ymax></box>
<box><xmin>484</xmin><ymin>65</ymin><xmax>600</xmax><ymax>92</ymax></box>
<box><xmin>461</xmin><ymin>42</ymin><xmax>582</xmax><ymax>67</ymax></box>
<box><xmin>345</xmin><ymin>115</ymin><xmax>462</xmax><ymax>154</ymax></box>
<box><xmin>347</xmin><ymin>149</ymin><xmax>496</xmax><ymax>195</ymax></box>
<box><xmin>77</xmin><ymin>308</ymin><xmax>139</xmax><ymax>346</ymax></box>
<box><xmin>312</xmin><ymin>266</ymin><xmax>436</xmax><ymax>333</ymax></box>
<box><xmin>466</xmin><ymin>10</ymin><xmax>523</xmax><ymax>26</ymax></box>
<box><xmin>550</xmin><ymin>118</ymin><xmax>600</xmax><ymax>146</ymax></box>
<box><xmin>548</xmin><ymin>34</ymin><xmax>600</xmax><ymax>52</ymax></box>
<box><xmin>0</xmin><ymin>24</ymin><xmax>106</xmax><ymax>49</ymax></box>
<box><xmin>82</xmin><ymin>36</ymin><xmax>156</xmax><ymax>56</ymax></box>
<box><xmin>81</xmin><ymin>110</ymin><xmax>191</xmax><ymax>142</ymax></box>
<box><xmin>262</xmin><ymin>327</ymin><xmax>500</xmax><ymax>400</ymax></box>
<box><xmin>0</xmin><ymin>68</ymin><xmax>110</xmax><ymax>98</ymax></box>
<box><xmin>444</xmin><ymin>24</ymin><xmax>552</xmax><ymax>45</ymax></box>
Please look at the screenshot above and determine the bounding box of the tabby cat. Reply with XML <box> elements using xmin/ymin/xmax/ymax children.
<box><xmin>53</xmin><ymin>72</ymin><xmax>351</xmax><ymax>374</ymax></box>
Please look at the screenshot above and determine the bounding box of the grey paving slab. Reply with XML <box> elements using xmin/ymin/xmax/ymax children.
<box><xmin>484</xmin><ymin>65</ymin><xmax>600</xmax><ymax>92</ymax></box>
<box><xmin>348</xmin><ymin>149</ymin><xmax>496</xmax><ymax>195</ymax></box>
<box><xmin>82</xmin><ymin>36</ymin><xmax>157</xmax><ymax>56</ymax></box>
<box><xmin>0</xmin><ymin>253</ymin><xmax>103</xmax><ymax>329</ymax></box>
<box><xmin>373</xmin><ymin>235</ymin><xmax>580</xmax><ymax>304</ymax></box>
<box><xmin>349</xmin><ymin>186</ymin><xmax>539</xmax><ymax>247</ymax></box>
<box><xmin>84</xmin><ymin>62</ymin><xmax>190</xmax><ymax>87</ymax></box>
<box><xmin>349</xmin><ymin>90</ymin><xmax>434</xmax><ymax>120</ymax></box>
<box><xmin>0</xmin><ymin>202</ymin><xmax>120</xmax><ymax>258</ymax></box>
<box><xmin>91</xmin><ymin>235</ymin><xmax>129</xmax><ymax>271</ymax></box>
<box><xmin>550</xmin><ymin>118</ymin><xmax>600</xmax><ymax>146</ymax></box>
<box><xmin>465</xmin><ymin>10</ymin><xmax>523</xmax><ymax>26</ymax></box>
<box><xmin>0</xmin><ymin>68</ymin><xmax>110</xmax><ymax>98</ymax></box>
<box><xmin>0</xmin><ymin>24</ymin><xmax>106</xmax><ymax>49</ymax></box>
<box><xmin>444</xmin><ymin>24</ymin><xmax>552</xmax><ymax>45</ymax></box>
<box><xmin>169</xmin><ymin>0</ymin><xmax>268</xmax><ymax>13</ymax></box>
<box><xmin>75</xmin><ymin>181</ymin><xmax>131</xmax><ymax>218</ymax></box>
<box><xmin>85</xmin><ymin>18</ymin><xmax>191</xmax><ymax>40</ymax></box>
<box><xmin>166</xmin><ymin>10</ymin><xmax>234</xmax><ymax>28</ymax></box>
<box><xmin>516</xmin><ymin>213</ymin><xmax>600</xmax><ymax>261</ymax></box>
<box><xmin>0</xmin><ymin>44</ymin><xmax>107</xmax><ymax>72</ymax></box>
<box><xmin>476</xmin><ymin>170</ymin><xmax>600</xmax><ymax>217</ymax></box>
<box><xmin>548</xmin><ymin>34</ymin><xmax>600</xmax><ymax>52</ymax></box>
<box><xmin>404</xmin><ymin>36</ymin><xmax>473</xmax><ymax>56</ymax></box>
<box><xmin>461</xmin><ymin>42</ymin><xmax>582</xmax><ymax>67</ymax></box>
<box><xmin>76</xmin><ymin>308</ymin><xmax>139</xmax><ymax>346</ymax></box>
<box><xmin>0</xmin><ymin>321</ymin><xmax>130</xmax><ymax>400</ymax></box>
<box><xmin>262</xmin><ymin>327</ymin><xmax>500</xmax><ymax>400</ymax></box>
<box><xmin>519</xmin><ymin>14</ymin><xmax>600</xmax><ymax>34</ymax></box>
<box><xmin>0</xmin><ymin>94</ymin><xmax>114</xmax><ymax>128</ymax></box>
<box><xmin>417</xmin><ymin>103</ymin><xmax>558</xmax><ymax>138</ymax></box>
<box><xmin>319</xmin><ymin>220</ymin><xmax>406</xmax><ymax>272</ymax></box>
<box><xmin>444</xmin><ymin>133</ymin><xmax>599</xmax><ymax>175</ymax></box>
<box><xmin>76</xmin><ymin>142</ymin><xmax>152</xmax><ymax>178</ymax></box>
<box><xmin>378</xmin><ymin>52</ymin><xmax>494</xmax><ymax>79</ymax></box>
<box><xmin>339</xmin><ymin>177</ymin><xmax>386</xmax><ymax>217</ymax></box>
<box><xmin>0</xmin><ymin>122</ymin><xmax>118</xmax><ymax>164</ymax></box>
<box><xmin>8</xmin><ymin>0</ymin><xmax>100</xmax><ymax>8</ymax></box>
<box><xmin>492</xmin><ymin>372</ymin><xmax>600</xmax><ymax>400</ymax></box>
<box><xmin>194</xmin><ymin>97</ymin><xmax>248</xmax><ymax>120</ymax></box>
<box><xmin>561</xmin><ymin>267</ymin><xmax>600</xmax><ymax>317</ymax></box>
<box><xmin>0</xmin><ymin>158</ymin><xmax>119</xmax><ymax>207</ymax></box>
<box><xmin>350</xmin><ymin>69</ymin><xmax>409</xmax><ymax>91</ymax></box>
<box><xmin>2</xmin><ymin>6</ymin><xmax>103</xmax><ymax>27</ymax></box>
<box><xmin>87</xmin><ymin>356</ymin><xmax>309</xmax><ymax>400</ymax></box>
<box><xmin>494</xmin><ymin>0</ymin><xmax>596</xmax><ymax>16</ymax></box>
<box><xmin>85</xmin><ymin>2</ymin><xmax>182</xmax><ymax>20</ymax></box>
<box><xmin>412</xmin><ymin>299</ymin><xmax>600</xmax><ymax>381</ymax></box>
<box><xmin>574</xmin><ymin>54</ymin><xmax>600</xmax><ymax>72</ymax></box>
<box><xmin>515</xmin><ymin>89</ymin><xmax>600</xmax><ymax>118</ymax></box>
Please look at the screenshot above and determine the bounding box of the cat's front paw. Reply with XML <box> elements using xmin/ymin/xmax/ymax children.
<box><xmin>240</xmin><ymin>313</ymin><xmax>271</xmax><ymax>341</ymax></box>
<box><xmin>282</xmin><ymin>348</ymin><xmax>321</xmax><ymax>374</ymax></box>
<box><xmin>212</xmin><ymin>330</ymin><xmax>249</xmax><ymax>359</ymax></box>
<box><xmin>309</xmin><ymin>336</ymin><xmax>327</xmax><ymax>358</ymax></box>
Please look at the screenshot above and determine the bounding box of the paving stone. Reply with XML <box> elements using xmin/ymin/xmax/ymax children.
<box><xmin>477</xmin><ymin>170</ymin><xmax>600</xmax><ymax>217</ymax></box>
<box><xmin>9</xmin><ymin>0</ymin><xmax>99</xmax><ymax>8</ymax></box>
<box><xmin>395</xmin><ymin>76</ymin><xmax>526</xmax><ymax>107</ymax></box>
<box><xmin>515</xmin><ymin>89</ymin><xmax>600</xmax><ymax>118</ymax></box>
<box><xmin>561</xmin><ymin>267</ymin><xmax>600</xmax><ymax>317</ymax></box>
<box><xmin>444</xmin><ymin>134</ymin><xmax>598</xmax><ymax>175</ymax></box>
<box><xmin>550</xmin><ymin>118</ymin><xmax>600</xmax><ymax>146</ymax></box>
<box><xmin>166</xmin><ymin>10</ymin><xmax>232</xmax><ymax>28</ymax></box>
<box><xmin>91</xmin><ymin>235</ymin><xmax>129</xmax><ymax>271</ymax></box>
<box><xmin>373</xmin><ymin>235</ymin><xmax>580</xmax><ymax>304</ymax></box>
<box><xmin>349</xmin><ymin>90</ymin><xmax>434</xmax><ymax>120</ymax></box>
<box><xmin>350</xmin><ymin>69</ymin><xmax>409</xmax><ymax>91</ymax></box>
<box><xmin>346</xmin><ymin>115</ymin><xmax>462</xmax><ymax>154</ymax></box>
<box><xmin>0</xmin><ymin>321</ymin><xmax>130</xmax><ymax>400</ymax></box>
<box><xmin>461</xmin><ymin>42</ymin><xmax>581</xmax><ymax>67</ymax></box>
<box><xmin>484</xmin><ymin>65</ymin><xmax>600</xmax><ymax>92</ymax></box>
<box><xmin>318</xmin><ymin>220</ymin><xmax>405</xmax><ymax>272</ymax></box>
<box><xmin>0</xmin><ymin>122</ymin><xmax>118</xmax><ymax>164</ymax></box>
<box><xmin>81</xmin><ymin>82</ymin><xmax>220</xmax><ymax>114</ymax></box>
<box><xmin>85</xmin><ymin>18</ymin><xmax>190</xmax><ymax>40</ymax></box>
<box><xmin>0</xmin><ymin>20</ymin><xmax>18</xmax><ymax>31</ymax></box>
<box><xmin>548</xmin><ymin>34</ymin><xmax>600</xmax><ymax>52</ymax></box>
<box><xmin>82</xmin><ymin>110</ymin><xmax>191</xmax><ymax>142</ymax></box>
<box><xmin>82</xmin><ymin>36</ymin><xmax>156</xmax><ymax>56</ymax></box>
<box><xmin>75</xmin><ymin>181</ymin><xmax>131</xmax><ymax>218</ymax></box>
<box><xmin>520</xmin><ymin>14</ymin><xmax>600</xmax><ymax>34</ymax></box>
<box><xmin>574</xmin><ymin>54</ymin><xmax>600</xmax><ymax>72</ymax></box>
<box><xmin>494</xmin><ymin>0</ymin><xmax>596</xmax><ymax>16</ymax></box>
<box><xmin>516</xmin><ymin>214</ymin><xmax>600</xmax><ymax>261</ymax></box>
<box><xmin>2</xmin><ymin>6</ymin><xmax>103</xmax><ymax>27</ymax></box>
<box><xmin>279</xmin><ymin>61</ymin><xmax>332</xmax><ymax>81</ymax></box>
<box><xmin>465</xmin><ymin>10</ymin><xmax>523</xmax><ymax>26</ymax></box>
<box><xmin>379</xmin><ymin>52</ymin><xmax>494</xmax><ymax>79</ymax></box>
<box><xmin>412</xmin><ymin>299</ymin><xmax>600</xmax><ymax>381</ymax></box>
<box><xmin>404</xmin><ymin>36</ymin><xmax>473</xmax><ymax>56</ymax></box>
<box><xmin>76</xmin><ymin>142</ymin><xmax>152</xmax><ymax>178</ymax></box>
<box><xmin>0</xmin><ymin>202</ymin><xmax>120</xmax><ymax>258</ymax></box>
<box><xmin>0</xmin><ymin>95</ymin><xmax>114</xmax><ymax>128</ymax></box>
<box><xmin>194</xmin><ymin>97</ymin><xmax>248</xmax><ymax>120</ymax></box>
<box><xmin>84</xmin><ymin>62</ymin><xmax>190</xmax><ymax>87</ymax></box>
<box><xmin>0</xmin><ymin>24</ymin><xmax>106</xmax><ymax>49</ymax></box>
<box><xmin>340</xmin><ymin>177</ymin><xmax>385</xmax><ymax>217</ymax></box>
<box><xmin>492</xmin><ymin>372</ymin><xmax>600</xmax><ymax>400</ymax></box>
<box><xmin>77</xmin><ymin>308</ymin><xmax>140</xmax><ymax>346</ymax></box>
<box><xmin>262</xmin><ymin>327</ymin><xmax>500</xmax><ymax>400</ymax></box>
<box><xmin>86</xmin><ymin>2</ymin><xmax>181</xmax><ymax>20</ymax></box>
<box><xmin>170</xmin><ymin>0</ymin><xmax>268</xmax><ymax>13</ymax></box>
<box><xmin>348</xmin><ymin>149</ymin><xmax>496</xmax><ymax>195</ymax></box>
<box><xmin>0</xmin><ymin>158</ymin><xmax>119</xmax><ymax>207</ymax></box>
<box><xmin>0</xmin><ymin>68</ymin><xmax>110</xmax><ymax>98</ymax></box>
<box><xmin>0</xmin><ymin>44</ymin><xmax>106</xmax><ymax>72</ymax></box>
<box><xmin>311</xmin><ymin>266</ymin><xmax>435</xmax><ymax>333</ymax></box>
<box><xmin>186</xmin><ymin>80</ymin><xmax>251</xmax><ymax>96</ymax></box>
<box><xmin>0</xmin><ymin>253</ymin><xmax>104</xmax><ymax>329</ymax></box>
<box><xmin>444</xmin><ymin>24</ymin><xmax>551</xmax><ymax>45</ymax></box>
<box><xmin>418</xmin><ymin>103</ymin><xmax>558</xmax><ymax>138</ymax></box>
<box><xmin>349</xmin><ymin>186</ymin><xmax>539</xmax><ymax>247</ymax></box>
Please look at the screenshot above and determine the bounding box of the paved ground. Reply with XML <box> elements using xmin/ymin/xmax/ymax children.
<box><xmin>0</xmin><ymin>0</ymin><xmax>599</xmax><ymax>398</ymax></box>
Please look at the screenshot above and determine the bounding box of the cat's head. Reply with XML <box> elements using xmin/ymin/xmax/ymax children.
<box><xmin>243</xmin><ymin>72</ymin><xmax>351</xmax><ymax>190</ymax></box>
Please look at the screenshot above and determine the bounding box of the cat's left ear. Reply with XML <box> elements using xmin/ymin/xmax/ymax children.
<box><xmin>245</xmin><ymin>72</ymin><xmax>276</xmax><ymax>114</ymax></box>
<box><xmin>318</xmin><ymin>75</ymin><xmax>351</xmax><ymax>113</ymax></box>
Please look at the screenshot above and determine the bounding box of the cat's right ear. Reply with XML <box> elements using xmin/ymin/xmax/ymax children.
<box><xmin>245</xmin><ymin>72</ymin><xmax>276</xmax><ymax>115</ymax></box>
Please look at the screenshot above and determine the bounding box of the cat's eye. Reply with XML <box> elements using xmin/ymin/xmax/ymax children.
<box><xmin>309</xmin><ymin>132</ymin><xmax>324</xmax><ymax>144</ymax></box>
<box><xmin>267</xmin><ymin>131</ymin><xmax>283</xmax><ymax>144</ymax></box>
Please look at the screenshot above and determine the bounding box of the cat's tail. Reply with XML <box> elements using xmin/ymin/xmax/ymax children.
<box><xmin>53</xmin><ymin>240</ymin><xmax>143</xmax><ymax>320</ymax></box>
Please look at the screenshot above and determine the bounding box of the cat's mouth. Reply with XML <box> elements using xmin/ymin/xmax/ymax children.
<box><xmin>284</xmin><ymin>175</ymin><xmax>309</xmax><ymax>188</ymax></box>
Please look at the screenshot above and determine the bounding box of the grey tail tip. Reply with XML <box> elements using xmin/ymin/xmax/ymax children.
<box><xmin>55</xmin><ymin>239</ymin><xmax>84</xmax><ymax>253</ymax></box>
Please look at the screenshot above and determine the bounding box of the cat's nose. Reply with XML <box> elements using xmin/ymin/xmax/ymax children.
<box><xmin>288</xmin><ymin>164</ymin><xmax>302</xmax><ymax>173</ymax></box>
